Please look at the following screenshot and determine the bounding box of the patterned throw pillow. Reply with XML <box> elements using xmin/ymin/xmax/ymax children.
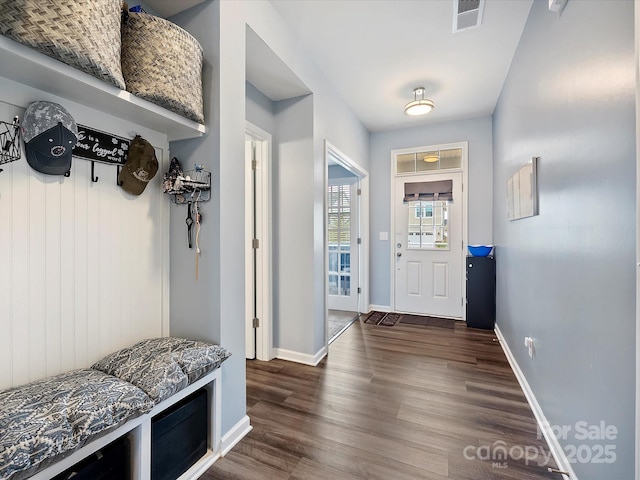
<box><xmin>91</xmin><ymin>337</ymin><xmax>231</xmax><ymax>403</ymax></box>
<box><xmin>0</xmin><ymin>369</ymin><xmax>153</xmax><ymax>480</ymax></box>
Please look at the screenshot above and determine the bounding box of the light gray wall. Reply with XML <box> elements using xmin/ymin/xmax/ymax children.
<box><xmin>272</xmin><ymin>95</ymin><xmax>315</xmax><ymax>353</ymax></box>
<box><xmin>168</xmin><ymin>1</ymin><xmax>247</xmax><ymax>435</ymax></box>
<box><xmin>246</xmin><ymin>81</ymin><xmax>275</xmax><ymax>134</ymax></box>
<box><xmin>228</xmin><ymin>0</ymin><xmax>369</xmax><ymax>361</ymax></box>
<box><xmin>165</xmin><ymin>0</ymin><xmax>370</xmax><ymax>439</ymax></box>
<box><xmin>246</xmin><ymin>83</ymin><xmax>319</xmax><ymax>355</ymax></box>
<box><xmin>328</xmin><ymin>164</ymin><xmax>356</xmax><ymax>179</ymax></box>
<box><xmin>492</xmin><ymin>2</ymin><xmax>635</xmax><ymax>479</ymax></box>
<box><xmin>369</xmin><ymin>116</ymin><xmax>493</xmax><ymax>307</ymax></box>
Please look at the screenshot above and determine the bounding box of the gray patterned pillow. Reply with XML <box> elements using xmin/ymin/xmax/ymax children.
<box><xmin>0</xmin><ymin>369</ymin><xmax>153</xmax><ymax>480</ymax></box>
<box><xmin>175</xmin><ymin>343</ymin><xmax>232</xmax><ymax>383</ymax></box>
<box><xmin>91</xmin><ymin>337</ymin><xmax>230</xmax><ymax>403</ymax></box>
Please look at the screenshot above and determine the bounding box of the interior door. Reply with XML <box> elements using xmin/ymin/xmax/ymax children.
<box><xmin>327</xmin><ymin>180</ymin><xmax>359</xmax><ymax>312</ymax></box>
<box><xmin>245</xmin><ymin>138</ymin><xmax>256</xmax><ymax>359</ymax></box>
<box><xmin>394</xmin><ymin>171</ymin><xmax>463</xmax><ymax>318</ymax></box>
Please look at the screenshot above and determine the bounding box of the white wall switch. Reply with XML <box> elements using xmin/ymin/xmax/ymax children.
<box><xmin>379</xmin><ymin>232</ymin><xmax>388</xmax><ymax>241</ymax></box>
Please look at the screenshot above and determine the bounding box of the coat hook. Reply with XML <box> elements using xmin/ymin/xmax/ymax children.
<box><xmin>117</xmin><ymin>165</ymin><xmax>123</xmax><ymax>186</ymax></box>
<box><xmin>91</xmin><ymin>161</ymin><xmax>98</xmax><ymax>182</ymax></box>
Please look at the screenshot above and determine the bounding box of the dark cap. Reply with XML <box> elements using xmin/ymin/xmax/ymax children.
<box><xmin>118</xmin><ymin>135</ymin><xmax>159</xmax><ymax>195</ymax></box>
<box><xmin>22</xmin><ymin>101</ymin><xmax>78</xmax><ymax>176</ymax></box>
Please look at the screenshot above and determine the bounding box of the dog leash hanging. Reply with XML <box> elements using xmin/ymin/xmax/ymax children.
<box><xmin>195</xmin><ymin>198</ymin><xmax>202</xmax><ymax>280</ymax></box>
<box><xmin>185</xmin><ymin>201</ymin><xmax>193</xmax><ymax>248</ymax></box>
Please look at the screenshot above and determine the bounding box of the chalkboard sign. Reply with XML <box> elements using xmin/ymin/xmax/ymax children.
<box><xmin>72</xmin><ymin>125</ymin><xmax>130</xmax><ymax>165</ymax></box>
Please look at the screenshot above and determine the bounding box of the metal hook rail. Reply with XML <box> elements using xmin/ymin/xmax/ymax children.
<box><xmin>166</xmin><ymin>167</ymin><xmax>211</xmax><ymax>205</ymax></box>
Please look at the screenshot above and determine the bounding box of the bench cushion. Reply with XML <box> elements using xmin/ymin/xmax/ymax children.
<box><xmin>91</xmin><ymin>337</ymin><xmax>231</xmax><ymax>403</ymax></box>
<box><xmin>0</xmin><ymin>369</ymin><xmax>153</xmax><ymax>480</ymax></box>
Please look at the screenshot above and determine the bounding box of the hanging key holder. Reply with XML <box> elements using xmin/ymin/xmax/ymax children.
<box><xmin>163</xmin><ymin>162</ymin><xmax>211</xmax><ymax>253</ymax></box>
<box><xmin>166</xmin><ymin>164</ymin><xmax>211</xmax><ymax>205</ymax></box>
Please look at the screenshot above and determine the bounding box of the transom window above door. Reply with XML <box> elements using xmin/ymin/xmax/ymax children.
<box><xmin>396</xmin><ymin>147</ymin><xmax>462</xmax><ymax>174</ymax></box>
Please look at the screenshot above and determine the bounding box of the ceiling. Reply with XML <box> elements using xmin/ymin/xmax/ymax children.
<box><xmin>264</xmin><ymin>0</ymin><xmax>534</xmax><ymax>132</ymax></box>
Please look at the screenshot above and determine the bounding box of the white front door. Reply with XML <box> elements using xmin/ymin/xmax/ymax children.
<box><xmin>394</xmin><ymin>171</ymin><xmax>463</xmax><ymax>318</ymax></box>
<box><xmin>328</xmin><ymin>180</ymin><xmax>359</xmax><ymax>312</ymax></box>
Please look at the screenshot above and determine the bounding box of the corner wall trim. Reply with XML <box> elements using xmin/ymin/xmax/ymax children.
<box><xmin>494</xmin><ymin>324</ymin><xmax>577</xmax><ymax>480</ymax></box>
<box><xmin>273</xmin><ymin>347</ymin><xmax>327</xmax><ymax>366</ymax></box>
<box><xmin>220</xmin><ymin>415</ymin><xmax>252</xmax><ymax>457</ymax></box>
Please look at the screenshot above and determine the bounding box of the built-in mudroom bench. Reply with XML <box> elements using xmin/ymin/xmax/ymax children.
<box><xmin>0</xmin><ymin>338</ymin><xmax>230</xmax><ymax>480</ymax></box>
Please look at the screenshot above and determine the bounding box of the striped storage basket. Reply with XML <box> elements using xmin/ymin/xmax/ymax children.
<box><xmin>121</xmin><ymin>13</ymin><xmax>204</xmax><ymax>124</ymax></box>
<box><xmin>0</xmin><ymin>0</ymin><xmax>126</xmax><ymax>89</ymax></box>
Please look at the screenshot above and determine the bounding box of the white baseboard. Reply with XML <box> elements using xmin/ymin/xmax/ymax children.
<box><xmin>273</xmin><ymin>346</ymin><xmax>327</xmax><ymax>366</ymax></box>
<box><xmin>220</xmin><ymin>415</ymin><xmax>252</xmax><ymax>457</ymax></box>
<box><xmin>179</xmin><ymin>450</ymin><xmax>219</xmax><ymax>480</ymax></box>
<box><xmin>494</xmin><ymin>324</ymin><xmax>577</xmax><ymax>480</ymax></box>
<box><xmin>368</xmin><ymin>304</ymin><xmax>391</xmax><ymax>313</ymax></box>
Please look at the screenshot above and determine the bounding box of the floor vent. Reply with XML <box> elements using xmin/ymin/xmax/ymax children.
<box><xmin>453</xmin><ymin>0</ymin><xmax>485</xmax><ymax>33</ymax></box>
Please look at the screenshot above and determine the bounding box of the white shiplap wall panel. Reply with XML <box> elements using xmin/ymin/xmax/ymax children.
<box><xmin>0</xmin><ymin>102</ymin><xmax>19</xmax><ymax>387</ymax></box>
<box><xmin>73</xmin><ymin>160</ymin><xmax>90</xmax><ymax>368</ymax></box>
<box><xmin>28</xmin><ymin>172</ymin><xmax>47</xmax><ymax>381</ymax></box>
<box><xmin>0</xmin><ymin>77</ymin><xmax>170</xmax><ymax>390</ymax></box>
<box><xmin>59</xmin><ymin>173</ymin><xmax>76</xmax><ymax>373</ymax></box>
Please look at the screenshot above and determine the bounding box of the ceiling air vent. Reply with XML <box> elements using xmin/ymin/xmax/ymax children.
<box><xmin>453</xmin><ymin>0</ymin><xmax>485</xmax><ymax>33</ymax></box>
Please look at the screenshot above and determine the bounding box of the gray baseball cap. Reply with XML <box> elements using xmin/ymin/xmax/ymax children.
<box><xmin>22</xmin><ymin>101</ymin><xmax>78</xmax><ymax>176</ymax></box>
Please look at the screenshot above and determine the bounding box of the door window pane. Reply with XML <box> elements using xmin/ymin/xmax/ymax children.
<box><xmin>416</xmin><ymin>150</ymin><xmax>439</xmax><ymax>172</ymax></box>
<box><xmin>396</xmin><ymin>153</ymin><xmax>415</xmax><ymax>173</ymax></box>
<box><xmin>328</xmin><ymin>275</ymin><xmax>339</xmax><ymax>295</ymax></box>
<box><xmin>407</xmin><ymin>200</ymin><xmax>449</xmax><ymax>250</ymax></box>
<box><xmin>439</xmin><ymin>148</ymin><xmax>462</xmax><ymax>169</ymax></box>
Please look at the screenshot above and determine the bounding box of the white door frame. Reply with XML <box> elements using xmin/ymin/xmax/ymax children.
<box><xmin>634</xmin><ymin>1</ymin><xmax>640</xmax><ymax>476</ymax></box>
<box><xmin>324</xmin><ymin>140</ymin><xmax>369</xmax><ymax>345</ymax></box>
<box><xmin>389</xmin><ymin>141</ymin><xmax>469</xmax><ymax>318</ymax></box>
<box><xmin>245</xmin><ymin>121</ymin><xmax>272</xmax><ymax>361</ymax></box>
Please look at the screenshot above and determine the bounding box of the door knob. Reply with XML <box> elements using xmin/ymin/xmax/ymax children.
<box><xmin>397</xmin><ymin>252</ymin><xmax>402</xmax><ymax>257</ymax></box>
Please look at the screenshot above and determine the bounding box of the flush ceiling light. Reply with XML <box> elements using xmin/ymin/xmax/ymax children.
<box><xmin>404</xmin><ymin>87</ymin><xmax>435</xmax><ymax>116</ymax></box>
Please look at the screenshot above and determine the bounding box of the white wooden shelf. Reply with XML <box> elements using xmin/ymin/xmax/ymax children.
<box><xmin>0</xmin><ymin>35</ymin><xmax>206</xmax><ymax>142</ymax></box>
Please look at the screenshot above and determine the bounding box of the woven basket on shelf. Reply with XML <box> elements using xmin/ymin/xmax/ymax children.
<box><xmin>0</xmin><ymin>0</ymin><xmax>125</xmax><ymax>90</ymax></box>
<box><xmin>121</xmin><ymin>13</ymin><xmax>204</xmax><ymax>124</ymax></box>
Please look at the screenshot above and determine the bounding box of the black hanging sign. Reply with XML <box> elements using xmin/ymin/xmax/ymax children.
<box><xmin>72</xmin><ymin>125</ymin><xmax>130</xmax><ymax>165</ymax></box>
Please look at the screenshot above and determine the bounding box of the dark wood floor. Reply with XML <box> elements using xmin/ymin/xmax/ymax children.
<box><xmin>203</xmin><ymin>319</ymin><xmax>558</xmax><ymax>480</ymax></box>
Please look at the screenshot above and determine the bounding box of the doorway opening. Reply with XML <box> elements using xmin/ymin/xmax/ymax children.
<box><xmin>390</xmin><ymin>142</ymin><xmax>468</xmax><ymax>319</ymax></box>
<box><xmin>325</xmin><ymin>141</ymin><xmax>369</xmax><ymax>345</ymax></box>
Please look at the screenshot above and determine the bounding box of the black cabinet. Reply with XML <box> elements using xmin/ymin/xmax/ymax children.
<box><xmin>52</xmin><ymin>436</ymin><xmax>130</xmax><ymax>480</ymax></box>
<box><xmin>152</xmin><ymin>388</ymin><xmax>208</xmax><ymax>480</ymax></box>
<box><xmin>466</xmin><ymin>256</ymin><xmax>495</xmax><ymax>330</ymax></box>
